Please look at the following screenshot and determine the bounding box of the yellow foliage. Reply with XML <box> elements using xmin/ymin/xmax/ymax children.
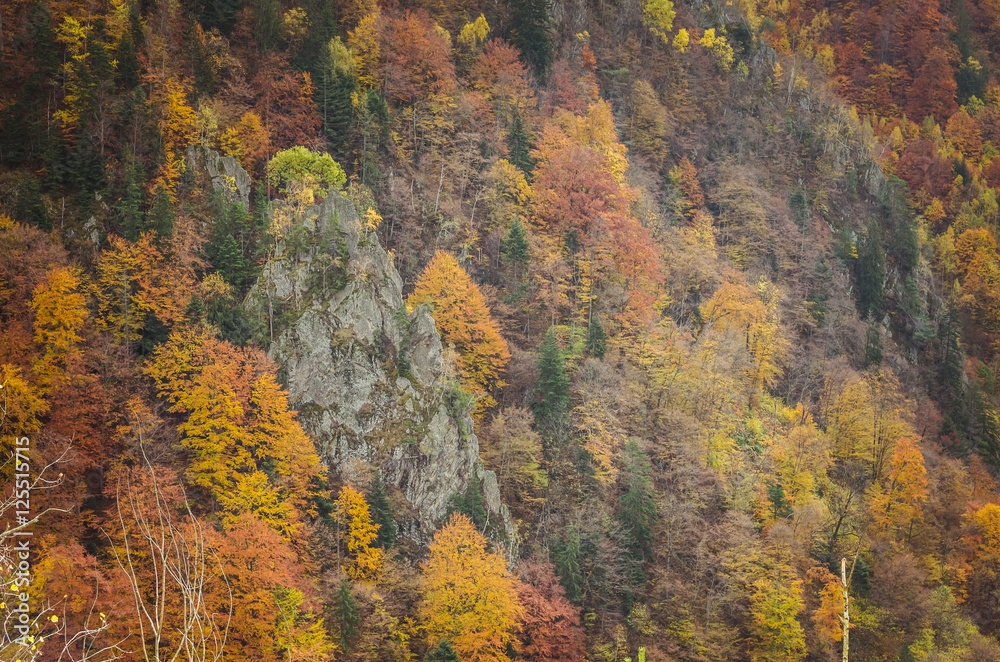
<box><xmin>824</xmin><ymin>369</ymin><xmax>912</xmax><ymax>482</ymax></box>
<box><xmin>333</xmin><ymin>485</ymin><xmax>384</xmax><ymax>581</ymax></box>
<box><xmin>349</xmin><ymin>10</ymin><xmax>383</xmax><ymax>91</ymax></box>
<box><xmin>458</xmin><ymin>14</ymin><xmax>490</xmax><ymax>48</ymax></box>
<box><xmin>420</xmin><ymin>513</ymin><xmax>523</xmax><ymax>662</ymax></box>
<box><xmin>482</xmin><ymin>159</ymin><xmax>531</xmax><ymax>231</ymax></box>
<box><xmin>673</xmin><ymin>28</ymin><xmax>690</xmax><ymax>52</ymax></box>
<box><xmin>699</xmin><ymin>29</ymin><xmax>735</xmax><ymax>73</ymax></box>
<box><xmin>642</xmin><ymin>0</ymin><xmax>676</xmax><ymax>44</ymax></box>
<box><xmin>30</xmin><ymin>267</ymin><xmax>88</xmax><ymax>390</ymax></box>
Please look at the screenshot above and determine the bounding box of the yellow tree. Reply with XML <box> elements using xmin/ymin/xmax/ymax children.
<box><xmin>246</xmin><ymin>373</ymin><xmax>325</xmax><ymax>519</ymax></box>
<box><xmin>176</xmin><ymin>363</ymin><xmax>247</xmax><ymax>494</ymax></box>
<box><xmin>867</xmin><ymin>436</ymin><xmax>928</xmax><ymax>539</ymax></box>
<box><xmin>420</xmin><ymin>513</ymin><xmax>523</xmax><ymax>662</ymax></box>
<box><xmin>824</xmin><ymin>369</ymin><xmax>912</xmax><ymax>482</ymax></box>
<box><xmin>95</xmin><ymin>234</ymin><xmax>173</xmax><ymax>349</ymax></box>
<box><xmin>748</xmin><ymin>579</ymin><xmax>807</xmax><ymax>662</ymax></box>
<box><xmin>700</xmin><ymin>276</ymin><xmax>788</xmax><ymax>401</ymax></box>
<box><xmin>332</xmin><ymin>485</ymin><xmax>383</xmax><ymax>581</ymax></box>
<box><xmin>408</xmin><ymin>252</ymin><xmax>510</xmax><ymax>413</ymax></box>
<box><xmin>29</xmin><ymin>266</ymin><xmax>88</xmax><ymax>390</ymax></box>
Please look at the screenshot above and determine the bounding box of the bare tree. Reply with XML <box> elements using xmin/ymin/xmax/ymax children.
<box><xmin>104</xmin><ymin>418</ymin><xmax>232</xmax><ymax>662</ymax></box>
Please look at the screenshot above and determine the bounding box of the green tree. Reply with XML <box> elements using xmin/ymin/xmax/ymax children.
<box><xmin>314</xmin><ymin>37</ymin><xmax>357</xmax><ymax>157</ymax></box>
<box><xmin>334</xmin><ymin>578</ymin><xmax>360</xmax><ymax>651</ymax></box>
<box><xmin>507</xmin><ymin>0</ymin><xmax>553</xmax><ymax>80</ymax></box>
<box><xmin>506</xmin><ymin>113</ymin><xmax>534</xmax><ymax>175</ymax></box>
<box><xmin>855</xmin><ymin>220</ymin><xmax>886</xmax><ymax>321</ymax></box>
<box><xmin>617</xmin><ymin>439</ymin><xmax>656</xmax><ymax>582</ymax></box>
<box><xmin>502</xmin><ymin>217</ymin><xmax>530</xmax><ymax>282</ymax></box>
<box><xmin>586</xmin><ymin>317</ymin><xmax>607</xmax><ymax>359</ymax></box>
<box><xmin>367</xmin><ymin>473</ymin><xmax>398</xmax><ymax>548</ymax></box>
<box><xmin>253</xmin><ymin>0</ymin><xmax>281</xmax><ymax>51</ymax></box>
<box><xmin>552</xmin><ymin>525</ymin><xmax>582</xmax><ymax>603</ymax></box>
<box><xmin>863</xmin><ymin>325</ymin><xmax>883</xmax><ymax>368</ymax></box>
<box><xmin>448</xmin><ymin>471</ymin><xmax>488</xmax><ymax>529</ymax></box>
<box><xmin>533</xmin><ymin>327</ymin><xmax>571</xmax><ymax>438</ymax></box>
<box><xmin>426</xmin><ymin>639</ymin><xmax>461</xmax><ymax>662</ymax></box>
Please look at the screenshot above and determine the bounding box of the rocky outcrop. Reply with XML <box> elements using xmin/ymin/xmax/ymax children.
<box><xmin>186</xmin><ymin>146</ymin><xmax>252</xmax><ymax>208</ymax></box>
<box><xmin>244</xmin><ymin>185</ymin><xmax>514</xmax><ymax>545</ymax></box>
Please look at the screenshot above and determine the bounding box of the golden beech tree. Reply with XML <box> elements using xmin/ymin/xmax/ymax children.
<box><xmin>29</xmin><ymin>266</ymin><xmax>88</xmax><ymax>390</ymax></box>
<box><xmin>332</xmin><ymin>485</ymin><xmax>384</xmax><ymax>581</ymax></box>
<box><xmin>420</xmin><ymin>513</ymin><xmax>523</xmax><ymax>662</ymax></box>
<box><xmin>868</xmin><ymin>436</ymin><xmax>929</xmax><ymax>539</ymax></box>
<box><xmin>95</xmin><ymin>234</ymin><xmax>184</xmax><ymax>349</ymax></box>
<box><xmin>748</xmin><ymin>579</ymin><xmax>807</xmax><ymax>662</ymax></box>
<box><xmin>146</xmin><ymin>328</ymin><xmax>324</xmax><ymax>534</ymax></box>
<box><xmin>408</xmin><ymin>251</ymin><xmax>510</xmax><ymax>412</ymax></box>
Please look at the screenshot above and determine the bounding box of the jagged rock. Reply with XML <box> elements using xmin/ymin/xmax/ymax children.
<box><xmin>186</xmin><ymin>146</ymin><xmax>251</xmax><ymax>208</ymax></box>
<box><xmin>244</xmin><ymin>186</ymin><xmax>516</xmax><ymax>546</ymax></box>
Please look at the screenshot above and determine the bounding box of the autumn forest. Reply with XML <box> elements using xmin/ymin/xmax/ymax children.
<box><xmin>3</xmin><ymin>0</ymin><xmax>1000</xmax><ymax>658</ymax></box>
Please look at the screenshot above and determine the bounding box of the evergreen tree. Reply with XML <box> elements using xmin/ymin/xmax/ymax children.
<box><xmin>0</xmin><ymin>2</ymin><xmax>57</xmax><ymax>165</ymax></box>
<box><xmin>936</xmin><ymin>297</ymin><xmax>966</xmax><ymax>416</ymax></box>
<box><xmin>116</xmin><ymin>154</ymin><xmax>145</xmax><ymax>240</ymax></box>
<box><xmin>448</xmin><ymin>471</ymin><xmax>488</xmax><ymax>529</ymax></box>
<box><xmin>807</xmin><ymin>253</ymin><xmax>832</xmax><ymax>327</ymax></box>
<box><xmin>586</xmin><ymin>317</ymin><xmax>607</xmax><ymax>359</ymax></box>
<box><xmin>252</xmin><ymin>0</ymin><xmax>282</xmax><ymax>51</ymax></box>
<box><xmin>768</xmin><ymin>482</ymin><xmax>793</xmax><ymax>519</ymax></box>
<box><xmin>147</xmin><ymin>184</ymin><xmax>175</xmax><ymax>241</ymax></box>
<box><xmin>617</xmin><ymin>440</ymin><xmax>656</xmax><ymax>563</ymax></box>
<box><xmin>14</xmin><ymin>176</ymin><xmax>50</xmax><ymax>230</ymax></box>
<box><xmin>506</xmin><ymin>113</ymin><xmax>535</xmax><ymax>176</ymax></box>
<box><xmin>426</xmin><ymin>639</ymin><xmax>461</xmax><ymax>662</ymax></box>
<box><xmin>788</xmin><ymin>185</ymin><xmax>809</xmax><ymax>229</ymax></box>
<box><xmin>552</xmin><ymin>525</ymin><xmax>582</xmax><ymax>603</ymax></box>
<box><xmin>533</xmin><ymin>327</ymin><xmax>571</xmax><ymax>439</ymax></box>
<box><xmin>855</xmin><ymin>220</ymin><xmax>886</xmax><ymax>321</ymax></box>
<box><xmin>501</xmin><ymin>217</ymin><xmax>530</xmax><ymax>281</ymax></box>
<box><xmin>334</xmin><ymin>578</ymin><xmax>360</xmax><ymax>651</ymax></box>
<box><xmin>314</xmin><ymin>42</ymin><xmax>356</xmax><ymax>157</ymax></box>
<box><xmin>366</xmin><ymin>473</ymin><xmax>397</xmax><ymax>548</ymax></box>
<box><xmin>863</xmin><ymin>325</ymin><xmax>883</xmax><ymax>368</ymax></box>
<box><xmin>507</xmin><ymin>0</ymin><xmax>553</xmax><ymax>80</ymax></box>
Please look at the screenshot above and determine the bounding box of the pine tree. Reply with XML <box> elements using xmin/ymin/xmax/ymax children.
<box><xmin>533</xmin><ymin>327</ymin><xmax>571</xmax><ymax>438</ymax></box>
<box><xmin>505</xmin><ymin>113</ymin><xmax>534</xmax><ymax>176</ymax></box>
<box><xmin>788</xmin><ymin>185</ymin><xmax>808</xmax><ymax>229</ymax></box>
<box><xmin>448</xmin><ymin>470</ymin><xmax>488</xmax><ymax>529</ymax></box>
<box><xmin>117</xmin><ymin>154</ymin><xmax>145</xmax><ymax>240</ymax></box>
<box><xmin>426</xmin><ymin>640</ymin><xmax>461</xmax><ymax>662</ymax></box>
<box><xmin>806</xmin><ymin>253</ymin><xmax>832</xmax><ymax>327</ymax></box>
<box><xmin>252</xmin><ymin>0</ymin><xmax>281</xmax><ymax>51</ymax></box>
<box><xmin>314</xmin><ymin>38</ymin><xmax>357</xmax><ymax>157</ymax></box>
<box><xmin>367</xmin><ymin>473</ymin><xmax>397</xmax><ymax>548</ymax></box>
<box><xmin>14</xmin><ymin>176</ymin><xmax>50</xmax><ymax>230</ymax></box>
<box><xmin>617</xmin><ymin>440</ymin><xmax>656</xmax><ymax>566</ymax></box>
<box><xmin>552</xmin><ymin>526</ymin><xmax>582</xmax><ymax>603</ymax></box>
<box><xmin>863</xmin><ymin>325</ymin><xmax>883</xmax><ymax>368</ymax></box>
<box><xmin>334</xmin><ymin>578</ymin><xmax>360</xmax><ymax>651</ymax></box>
<box><xmin>507</xmin><ymin>0</ymin><xmax>553</xmax><ymax>80</ymax></box>
<box><xmin>147</xmin><ymin>184</ymin><xmax>175</xmax><ymax>241</ymax></box>
<box><xmin>586</xmin><ymin>317</ymin><xmax>607</xmax><ymax>359</ymax></box>
<box><xmin>855</xmin><ymin>221</ymin><xmax>886</xmax><ymax>321</ymax></box>
<box><xmin>501</xmin><ymin>217</ymin><xmax>530</xmax><ymax>282</ymax></box>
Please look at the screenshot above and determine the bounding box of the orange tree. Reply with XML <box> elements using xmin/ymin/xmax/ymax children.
<box><xmin>408</xmin><ymin>251</ymin><xmax>510</xmax><ymax>412</ymax></box>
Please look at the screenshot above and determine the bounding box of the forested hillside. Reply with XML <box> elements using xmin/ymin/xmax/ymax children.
<box><xmin>3</xmin><ymin>0</ymin><xmax>1000</xmax><ymax>658</ymax></box>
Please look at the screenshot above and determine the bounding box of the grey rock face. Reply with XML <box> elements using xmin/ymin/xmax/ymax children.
<box><xmin>245</xmin><ymin>187</ymin><xmax>515</xmax><ymax>544</ymax></box>
<box><xmin>186</xmin><ymin>146</ymin><xmax>252</xmax><ymax>208</ymax></box>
